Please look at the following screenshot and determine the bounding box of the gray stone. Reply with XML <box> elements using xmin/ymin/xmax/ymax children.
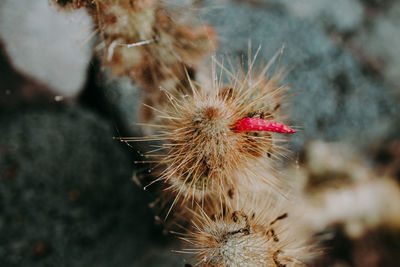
<box><xmin>100</xmin><ymin>71</ymin><xmax>144</xmax><ymax>136</ymax></box>
<box><xmin>0</xmin><ymin>0</ymin><xmax>93</xmax><ymax>98</ymax></box>
<box><xmin>280</xmin><ymin>0</ymin><xmax>364</xmax><ymax>32</ymax></box>
<box><xmin>0</xmin><ymin>105</ymin><xmax>160</xmax><ymax>267</ymax></box>
<box><xmin>353</xmin><ymin>1</ymin><xmax>400</xmax><ymax>88</ymax></box>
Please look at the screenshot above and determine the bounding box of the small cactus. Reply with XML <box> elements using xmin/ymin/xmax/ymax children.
<box><xmin>180</xmin><ymin>194</ymin><xmax>314</xmax><ymax>267</ymax></box>
<box><xmin>53</xmin><ymin>1</ymin><xmax>318</xmax><ymax>266</ymax></box>
<box><xmin>125</xmin><ymin>53</ymin><xmax>295</xmax><ymax>206</ymax></box>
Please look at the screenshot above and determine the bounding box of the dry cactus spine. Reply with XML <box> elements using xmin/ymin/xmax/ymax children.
<box><xmin>123</xmin><ymin>48</ymin><xmax>297</xmax><ymax>214</ymax></box>
<box><xmin>179</xmin><ymin>194</ymin><xmax>315</xmax><ymax>267</ymax></box>
<box><xmin>53</xmin><ymin>0</ymin><xmax>217</xmax><ymax>124</ymax></box>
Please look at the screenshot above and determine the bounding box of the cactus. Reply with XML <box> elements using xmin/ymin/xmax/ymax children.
<box><xmin>180</xmin><ymin>195</ymin><xmax>315</xmax><ymax>267</ymax></box>
<box><xmin>53</xmin><ymin>1</ymin><xmax>317</xmax><ymax>266</ymax></box>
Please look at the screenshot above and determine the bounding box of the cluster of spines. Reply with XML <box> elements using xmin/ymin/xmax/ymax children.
<box><xmin>129</xmin><ymin>51</ymin><xmax>296</xmax><ymax>206</ymax></box>
<box><xmin>179</xmin><ymin>194</ymin><xmax>314</xmax><ymax>266</ymax></box>
<box><xmin>120</xmin><ymin>46</ymin><xmax>314</xmax><ymax>264</ymax></box>
<box><xmin>53</xmin><ymin>0</ymin><xmax>217</xmax><ymax>123</ymax></box>
<box><xmin>54</xmin><ymin>1</ymin><xmax>316</xmax><ymax>265</ymax></box>
<box><xmin>126</xmin><ymin>50</ymin><xmax>316</xmax><ymax>264</ymax></box>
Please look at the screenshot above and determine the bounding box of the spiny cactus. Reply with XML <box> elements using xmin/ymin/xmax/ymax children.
<box><xmin>53</xmin><ymin>1</ymin><xmax>318</xmax><ymax>266</ymax></box>
<box><xmin>53</xmin><ymin>0</ymin><xmax>217</xmax><ymax>123</ymax></box>
<box><xmin>180</xmin><ymin>194</ymin><xmax>315</xmax><ymax>267</ymax></box>
<box><xmin>123</xmin><ymin>51</ymin><xmax>296</xmax><ymax>208</ymax></box>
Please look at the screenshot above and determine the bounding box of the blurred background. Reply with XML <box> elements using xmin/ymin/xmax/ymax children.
<box><xmin>0</xmin><ymin>0</ymin><xmax>399</xmax><ymax>266</ymax></box>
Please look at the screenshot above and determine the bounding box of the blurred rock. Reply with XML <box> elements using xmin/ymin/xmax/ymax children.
<box><xmin>0</xmin><ymin>105</ymin><xmax>159</xmax><ymax>267</ymax></box>
<box><xmin>352</xmin><ymin>1</ymin><xmax>400</xmax><ymax>88</ymax></box>
<box><xmin>100</xmin><ymin>71</ymin><xmax>144</xmax><ymax>136</ymax></box>
<box><xmin>0</xmin><ymin>0</ymin><xmax>93</xmax><ymax>98</ymax></box>
<box><xmin>280</xmin><ymin>0</ymin><xmax>364</xmax><ymax>33</ymax></box>
<box><xmin>0</xmin><ymin>42</ymin><xmax>56</xmax><ymax>105</ymax></box>
<box><xmin>288</xmin><ymin>141</ymin><xmax>400</xmax><ymax>238</ymax></box>
<box><xmin>290</xmin><ymin>140</ymin><xmax>400</xmax><ymax>267</ymax></box>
